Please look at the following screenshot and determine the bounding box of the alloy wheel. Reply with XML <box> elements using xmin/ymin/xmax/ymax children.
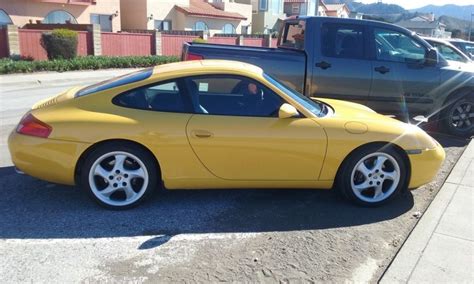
<box><xmin>350</xmin><ymin>152</ymin><xmax>401</xmax><ymax>203</ymax></box>
<box><xmin>88</xmin><ymin>151</ymin><xmax>149</xmax><ymax>207</ymax></box>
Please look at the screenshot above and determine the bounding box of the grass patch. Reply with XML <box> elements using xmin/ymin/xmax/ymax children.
<box><xmin>0</xmin><ymin>55</ymin><xmax>180</xmax><ymax>74</ymax></box>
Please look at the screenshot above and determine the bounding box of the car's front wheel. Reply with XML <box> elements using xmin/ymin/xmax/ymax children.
<box><xmin>337</xmin><ymin>145</ymin><xmax>407</xmax><ymax>207</ymax></box>
<box><xmin>80</xmin><ymin>143</ymin><xmax>158</xmax><ymax>209</ymax></box>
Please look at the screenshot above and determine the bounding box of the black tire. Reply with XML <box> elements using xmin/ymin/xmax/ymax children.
<box><xmin>80</xmin><ymin>142</ymin><xmax>158</xmax><ymax>210</ymax></box>
<box><xmin>336</xmin><ymin>144</ymin><xmax>408</xmax><ymax>207</ymax></box>
<box><xmin>440</xmin><ymin>95</ymin><xmax>474</xmax><ymax>137</ymax></box>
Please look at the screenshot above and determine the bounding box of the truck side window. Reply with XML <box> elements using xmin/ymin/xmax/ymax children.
<box><xmin>373</xmin><ymin>28</ymin><xmax>426</xmax><ymax>63</ymax></box>
<box><xmin>321</xmin><ymin>23</ymin><xmax>365</xmax><ymax>59</ymax></box>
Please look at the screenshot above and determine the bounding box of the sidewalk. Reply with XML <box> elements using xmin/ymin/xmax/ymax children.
<box><xmin>381</xmin><ymin>139</ymin><xmax>474</xmax><ymax>283</ymax></box>
<box><xmin>0</xmin><ymin>68</ymin><xmax>138</xmax><ymax>90</ymax></box>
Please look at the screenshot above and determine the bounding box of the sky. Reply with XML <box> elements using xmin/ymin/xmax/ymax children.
<box><xmin>357</xmin><ymin>0</ymin><xmax>474</xmax><ymax>10</ymax></box>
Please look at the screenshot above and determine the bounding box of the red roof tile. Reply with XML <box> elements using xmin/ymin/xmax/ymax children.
<box><xmin>176</xmin><ymin>0</ymin><xmax>247</xmax><ymax>21</ymax></box>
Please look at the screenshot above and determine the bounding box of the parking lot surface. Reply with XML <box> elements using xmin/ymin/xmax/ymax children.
<box><xmin>0</xmin><ymin>74</ymin><xmax>469</xmax><ymax>283</ymax></box>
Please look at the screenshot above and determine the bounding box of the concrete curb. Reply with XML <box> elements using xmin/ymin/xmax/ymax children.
<box><xmin>380</xmin><ymin>139</ymin><xmax>474</xmax><ymax>283</ymax></box>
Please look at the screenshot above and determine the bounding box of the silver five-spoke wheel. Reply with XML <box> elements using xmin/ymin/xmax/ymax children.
<box><xmin>88</xmin><ymin>151</ymin><xmax>149</xmax><ymax>207</ymax></box>
<box><xmin>337</xmin><ymin>145</ymin><xmax>407</xmax><ymax>207</ymax></box>
<box><xmin>351</xmin><ymin>152</ymin><xmax>400</xmax><ymax>204</ymax></box>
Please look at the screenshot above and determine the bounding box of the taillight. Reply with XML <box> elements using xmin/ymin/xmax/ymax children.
<box><xmin>16</xmin><ymin>113</ymin><xmax>52</xmax><ymax>138</ymax></box>
<box><xmin>185</xmin><ymin>53</ymin><xmax>204</xmax><ymax>61</ymax></box>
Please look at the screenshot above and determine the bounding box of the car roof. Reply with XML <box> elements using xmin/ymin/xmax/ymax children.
<box><xmin>151</xmin><ymin>60</ymin><xmax>264</xmax><ymax>77</ymax></box>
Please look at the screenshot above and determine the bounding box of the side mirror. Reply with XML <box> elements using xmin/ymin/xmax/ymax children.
<box><xmin>425</xmin><ymin>48</ymin><xmax>438</xmax><ymax>66</ymax></box>
<box><xmin>278</xmin><ymin>103</ymin><xmax>299</xmax><ymax>119</ymax></box>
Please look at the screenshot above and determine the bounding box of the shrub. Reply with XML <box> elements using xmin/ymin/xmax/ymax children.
<box><xmin>41</xmin><ymin>29</ymin><xmax>78</xmax><ymax>60</ymax></box>
<box><xmin>192</xmin><ymin>38</ymin><xmax>207</xmax><ymax>43</ymax></box>
<box><xmin>0</xmin><ymin>55</ymin><xmax>180</xmax><ymax>74</ymax></box>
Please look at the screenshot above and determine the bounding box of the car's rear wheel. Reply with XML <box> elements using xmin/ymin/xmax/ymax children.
<box><xmin>80</xmin><ymin>143</ymin><xmax>158</xmax><ymax>209</ymax></box>
<box><xmin>441</xmin><ymin>96</ymin><xmax>473</xmax><ymax>137</ymax></box>
<box><xmin>337</xmin><ymin>145</ymin><xmax>407</xmax><ymax>207</ymax></box>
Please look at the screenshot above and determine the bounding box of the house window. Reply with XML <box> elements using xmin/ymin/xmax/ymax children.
<box><xmin>292</xmin><ymin>4</ymin><xmax>300</xmax><ymax>14</ymax></box>
<box><xmin>91</xmin><ymin>14</ymin><xmax>112</xmax><ymax>32</ymax></box>
<box><xmin>0</xmin><ymin>9</ymin><xmax>13</xmax><ymax>26</ymax></box>
<box><xmin>222</xmin><ymin>23</ymin><xmax>235</xmax><ymax>34</ymax></box>
<box><xmin>154</xmin><ymin>20</ymin><xmax>172</xmax><ymax>31</ymax></box>
<box><xmin>259</xmin><ymin>0</ymin><xmax>268</xmax><ymax>11</ymax></box>
<box><xmin>194</xmin><ymin>21</ymin><xmax>209</xmax><ymax>32</ymax></box>
<box><xmin>44</xmin><ymin>10</ymin><xmax>77</xmax><ymax>24</ymax></box>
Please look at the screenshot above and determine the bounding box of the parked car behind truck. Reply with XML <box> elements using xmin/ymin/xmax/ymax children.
<box><xmin>183</xmin><ymin>16</ymin><xmax>474</xmax><ymax>136</ymax></box>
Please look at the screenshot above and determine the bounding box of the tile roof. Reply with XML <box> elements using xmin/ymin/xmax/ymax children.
<box><xmin>175</xmin><ymin>0</ymin><xmax>246</xmax><ymax>21</ymax></box>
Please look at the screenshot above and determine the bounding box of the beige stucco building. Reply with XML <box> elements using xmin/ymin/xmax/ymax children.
<box><xmin>0</xmin><ymin>0</ymin><xmax>121</xmax><ymax>31</ymax></box>
<box><xmin>251</xmin><ymin>0</ymin><xmax>285</xmax><ymax>34</ymax></box>
<box><xmin>120</xmin><ymin>0</ymin><xmax>252</xmax><ymax>36</ymax></box>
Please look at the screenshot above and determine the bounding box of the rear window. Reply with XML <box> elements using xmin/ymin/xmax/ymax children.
<box><xmin>75</xmin><ymin>68</ymin><xmax>153</xmax><ymax>97</ymax></box>
<box><xmin>280</xmin><ymin>20</ymin><xmax>306</xmax><ymax>50</ymax></box>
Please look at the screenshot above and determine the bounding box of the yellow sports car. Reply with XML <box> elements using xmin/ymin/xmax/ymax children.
<box><xmin>8</xmin><ymin>60</ymin><xmax>445</xmax><ymax>209</ymax></box>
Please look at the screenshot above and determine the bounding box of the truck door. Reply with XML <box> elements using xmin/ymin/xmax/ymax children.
<box><xmin>311</xmin><ymin>22</ymin><xmax>373</xmax><ymax>105</ymax></box>
<box><xmin>367</xmin><ymin>27</ymin><xmax>440</xmax><ymax>117</ymax></box>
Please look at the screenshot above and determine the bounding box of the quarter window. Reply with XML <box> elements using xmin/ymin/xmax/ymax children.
<box><xmin>185</xmin><ymin>75</ymin><xmax>285</xmax><ymax>117</ymax></box>
<box><xmin>374</xmin><ymin>28</ymin><xmax>426</xmax><ymax>63</ymax></box>
<box><xmin>321</xmin><ymin>23</ymin><xmax>365</xmax><ymax>59</ymax></box>
<box><xmin>113</xmin><ymin>80</ymin><xmax>190</xmax><ymax>113</ymax></box>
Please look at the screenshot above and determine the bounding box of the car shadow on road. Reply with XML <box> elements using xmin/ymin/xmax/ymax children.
<box><xmin>0</xmin><ymin>165</ymin><xmax>415</xmax><ymax>246</ymax></box>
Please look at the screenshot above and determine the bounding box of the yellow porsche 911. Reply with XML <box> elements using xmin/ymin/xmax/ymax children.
<box><xmin>8</xmin><ymin>60</ymin><xmax>445</xmax><ymax>209</ymax></box>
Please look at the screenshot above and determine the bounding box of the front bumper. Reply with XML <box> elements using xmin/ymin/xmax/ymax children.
<box><xmin>408</xmin><ymin>144</ymin><xmax>446</xmax><ymax>189</ymax></box>
<box><xmin>8</xmin><ymin>131</ymin><xmax>90</xmax><ymax>185</ymax></box>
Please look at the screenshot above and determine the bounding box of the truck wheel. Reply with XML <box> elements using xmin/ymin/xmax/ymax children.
<box><xmin>337</xmin><ymin>145</ymin><xmax>407</xmax><ymax>207</ymax></box>
<box><xmin>441</xmin><ymin>96</ymin><xmax>473</xmax><ymax>137</ymax></box>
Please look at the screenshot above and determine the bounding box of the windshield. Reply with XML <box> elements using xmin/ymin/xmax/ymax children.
<box><xmin>76</xmin><ymin>68</ymin><xmax>153</xmax><ymax>97</ymax></box>
<box><xmin>428</xmin><ymin>41</ymin><xmax>468</xmax><ymax>63</ymax></box>
<box><xmin>264</xmin><ymin>73</ymin><xmax>325</xmax><ymax>117</ymax></box>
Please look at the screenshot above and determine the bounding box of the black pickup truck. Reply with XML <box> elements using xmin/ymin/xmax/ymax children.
<box><xmin>182</xmin><ymin>16</ymin><xmax>474</xmax><ymax>136</ymax></box>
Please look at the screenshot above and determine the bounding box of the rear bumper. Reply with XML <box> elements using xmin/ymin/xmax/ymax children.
<box><xmin>408</xmin><ymin>144</ymin><xmax>446</xmax><ymax>189</ymax></box>
<box><xmin>8</xmin><ymin>131</ymin><xmax>90</xmax><ymax>185</ymax></box>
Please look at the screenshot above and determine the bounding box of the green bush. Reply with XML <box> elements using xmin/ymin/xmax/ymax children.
<box><xmin>0</xmin><ymin>55</ymin><xmax>180</xmax><ymax>74</ymax></box>
<box><xmin>41</xmin><ymin>29</ymin><xmax>78</xmax><ymax>60</ymax></box>
<box><xmin>192</xmin><ymin>38</ymin><xmax>207</xmax><ymax>43</ymax></box>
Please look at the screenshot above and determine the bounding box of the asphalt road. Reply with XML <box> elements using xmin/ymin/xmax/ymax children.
<box><xmin>0</xmin><ymin>73</ymin><xmax>470</xmax><ymax>283</ymax></box>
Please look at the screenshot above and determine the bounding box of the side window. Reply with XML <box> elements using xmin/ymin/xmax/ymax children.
<box><xmin>321</xmin><ymin>23</ymin><xmax>365</xmax><ymax>59</ymax></box>
<box><xmin>113</xmin><ymin>80</ymin><xmax>189</xmax><ymax>113</ymax></box>
<box><xmin>185</xmin><ymin>75</ymin><xmax>285</xmax><ymax>117</ymax></box>
<box><xmin>374</xmin><ymin>28</ymin><xmax>426</xmax><ymax>63</ymax></box>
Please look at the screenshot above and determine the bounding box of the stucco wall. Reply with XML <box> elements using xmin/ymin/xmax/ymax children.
<box><xmin>182</xmin><ymin>16</ymin><xmax>241</xmax><ymax>36</ymax></box>
<box><xmin>120</xmin><ymin>0</ymin><xmax>147</xmax><ymax>30</ymax></box>
<box><xmin>0</xmin><ymin>0</ymin><xmax>121</xmax><ymax>31</ymax></box>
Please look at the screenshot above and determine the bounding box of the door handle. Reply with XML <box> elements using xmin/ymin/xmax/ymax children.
<box><xmin>374</xmin><ymin>66</ymin><xmax>390</xmax><ymax>74</ymax></box>
<box><xmin>315</xmin><ymin>61</ymin><xmax>331</xmax><ymax>70</ymax></box>
<box><xmin>192</xmin><ymin>130</ymin><xmax>213</xmax><ymax>138</ymax></box>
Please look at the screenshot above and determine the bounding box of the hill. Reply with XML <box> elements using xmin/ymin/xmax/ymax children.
<box><xmin>411</xmin><ymin>5</ymin><xmax>474</xmax><ymax>21</ymax></box>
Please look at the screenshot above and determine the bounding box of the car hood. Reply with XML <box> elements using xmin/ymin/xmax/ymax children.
<box><xmin>312</xmin><ymin>98</ymin><xmax>439</xmax><ymax>150</ymax></box>
<box><xmin>315</xmin><ymin>98</ymin><xmax>396</xmax><ymax>123</ymax></box>
<box><xmin>443</xmin><ymin>60</ymin><xmax>474</xmax><ymax>73</ymax></box>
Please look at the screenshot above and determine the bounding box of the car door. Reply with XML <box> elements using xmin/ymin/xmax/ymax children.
<box><xmin>184</xmin><ymin>75</ymin><xmax>327</xmax><ymax>181</ymax></box>
<box><xmin>311</xmin><ymin>22</ymin><xmax>372</xmax><ymax>105</ymax></box>
<box><xmin>368</xmin><ymin>27</ymin><xmax>440</xmax><ymax>116</ymax></box>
